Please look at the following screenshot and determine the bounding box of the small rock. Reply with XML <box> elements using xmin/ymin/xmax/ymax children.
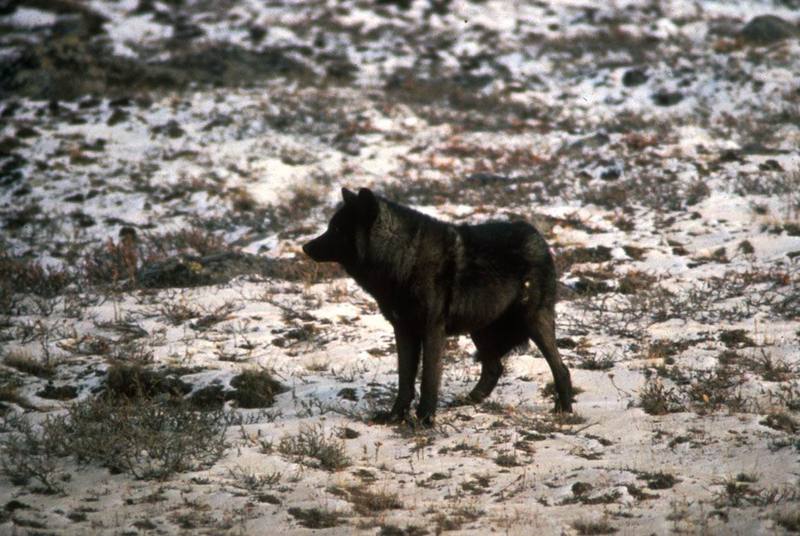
<box><xmin>70</xmin><ymin>210</ymin><xmax>96</xmax><ymax>228</ymax></box>
<box><xmin>600</xmin><ymin>167</ymin><xmax>621</xmax><ymax>181</ymax></box>
<box><xmin>109</xmin><ymin>96</ymin><xmax>132</xmax><ymax>108</ymax></box>
<box><xmin>337</xmin><ymin>388</ymin><xmax>359</xmax><ymax>402</ymax></box>
<box><xmin>78</xmin><ymin>96</ymin><xmax>102</xmax><ymax>109</ymax></box>
<box><xmin>759</xmin><ymin>159</ymin><xmax>783</xmax><ymax>171</ymax></box>
<box><xmin>571</xmin><ymin>276</ymin><xmax>612</xmax><ymax>296</ymax></box>
<box><xmin>622</xmin><ymin>68</ymin><xmax>648</xmax><ymax>87</ymax></box>
<box><xmin>376</xmin><ymin>0</ymin><xmax>413</xmax><ymax>9</ymax></box>
<box><xmin>37</xmin><ymin>384</ymin><xmax>79</xmax><ymax>400</ymax></box>
<box><xmin>107</xmin><ymin>108</ymin><xmax>129</xmax><ymax>126</ymax></box>
<box><xmin>652</xmin><ymin>91</ymin><xmax>683</xmax><ymax>107</ymax></box>
<box><xmin>154</xmin><ymin>120</ymin><xmax>185</xmax><ymax>138</ymax></box>
<box><xmin>567</xmin><ymin>132</ymin><xmax>610</xmax><ymax>154</ymax></box>
<box><xmin>16</xmin><ymin>126</ymin><xmax>39</xmax><ymax>138</ymax></box>
<box><xmin>1</xmin><ymin>101</ymin><xmax>20</xmax><ymax>117</ymax></box>
<box><xmin>119</xmin><ymin>226</ymin><xmax>138</xmax><ymax>242</ymax></box>
<box><xmin>173</xmin><ymin>20</ymin><xmax>205</xmax><ymax>41</ymax></box>
<box><xmin>718</xmin><ymin>149</ymin><xmax>743</xmax><ymax>163</ymax></box>
<box><xmin>467</xmin><ymin>173</ymin><xmax>509</xmax><ymax>185</ymax></box>
<box><xmin>738</xmin><ymin>240</ymin><xmax>755</xmax><ymax>254</ymax></box>
<box><xmin>249</xmin><ymin>26</ymin><xmax>267</xmax><ymax>43</ymax></box>
<box><xmin>740</xmin><ymin>15</ymin><xmax>798</xmax><ymax>45</ymax></box>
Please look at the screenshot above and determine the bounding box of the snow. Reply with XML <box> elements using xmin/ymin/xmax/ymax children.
<box><xmin>1</xmin><ymin>0</ymin><xmax>799</xmax><ymax>533</ymax></box>
<box><xmin>0</xmin><ymin>8</ymin><xmax>57</xmax><ymax>28</ymax></box>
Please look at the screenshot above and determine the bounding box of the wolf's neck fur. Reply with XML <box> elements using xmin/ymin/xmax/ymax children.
<box><xmin>347</xmin><ymin>198</ymin><xmax>452</xmax><ymax>303</ymax></box>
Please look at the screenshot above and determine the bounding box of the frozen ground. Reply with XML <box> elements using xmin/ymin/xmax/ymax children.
<box><xmin>1</xmin><ymin>0</ymin><xmax>799</xmax><ymax>534</ymax></box>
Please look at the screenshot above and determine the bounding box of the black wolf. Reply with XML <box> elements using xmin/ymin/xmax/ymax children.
<box><xmin>303</xmin><ymin>188</ymin><xmax>573</xmax><ymax>425</ymax></box>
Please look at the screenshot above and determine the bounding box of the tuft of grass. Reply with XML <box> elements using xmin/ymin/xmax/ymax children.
<box><xmin>771</xmin><ymin>381</ymin><xmax>800</xmax><ymax>412</ymax></box>
<box><xmin>494</xmin><ymin>451</ymin><xmax>521</xmax><ymax>467</ymax></box>
<box><xmin>575</xmin><ymin>352</ymin><xmax>615</xmax><ymax>370</ymax></box>
<box><xmin>277</xmin><ymin>424</ymin><xmax>350</xmax><ymax>471</ymax></box>
<box><xmin>639</xmin><ymin>379</ymin><xmax>685</xmax><ymax>415</ymax></box>
<box><xmin>572</xmin><ymin>519</ymin><xmax>617</xmax><ymax>535</ymax></box>
<box><xmin>338</xmin><ymin>484</ymin><xmax>402</xmax><ymax>516</ymax></box>
<box><xmin>684</xmin><ymin>367</ymin><xmax>748</xmax><ymax>413</ymax></box>
<box><xmin>760</xmin><ymin>412</ymin><xmax>798</xmax><ymax>434</ymax></box>
<box><xmin>744</xmin><ymin>349</ymin><xmax>796</xmax><ymax>382</ymax></box>
<box><xmin>227</xmin><ymin>466</ymin><xmax>281</xmax><ymax>492</ymax></box>
<box><xmin>0</xmin><ymin>381</ymin><xmax>28</xmax><ymax>411</ymax></box>
<box><xmin>159</xmin><ymin>299</ymin><xmax>202</xmax><ymax>325</ymax></box>
<box><xmin>3</xmin><ymin>350</ymin><xmax>55</xmax><ymax>379</ymax></box>
<box><xmin>617</xmin><ymin>270</ymin><xmax>657</xmax><ymax>295</ymax></box>
<box><xmin>719</xmin><ymin>329</ymin><xmax>755</xmax><ymax>348</ymax></box>
<box><xmin>277</xmin><ymin>185</ymin><xmax>324</xmax><ymax>224</ymax></box>
<box><xmin>639</xmin><ymin>471</ymin><xmax>679</xmax><ymax>490</ymax></box>
<box><xmin>460</xmin><ymin>474</ymin><xmax>493</xmax><ymax>496</ymax></box>
<box><xmin>377</xmin><ymin>524</ymin><xmax>428</xmax><ymax>536</ymax></box>
<box><xmin>227</xmin><ymin>369</ymin><xmax>286</xmax><ymax>408</ymax></box>
<box><xmin>104</xmin><ymin>363</ymin><xmax>191</xmax><ymax>400</ymax></box>
<box><xmin>775</xmin><ymin>510</ymin><xmax>800</xmax><ymax>532</ymax></box>
<box><xmin>287</xmin><ymin>506</ymin><xmax>342</xmax><ymax>529</ymax></box>
<box><xmin>430</xmin><ymin>505</ymin><xmax>484</xmax><ymax>534</ymax></box>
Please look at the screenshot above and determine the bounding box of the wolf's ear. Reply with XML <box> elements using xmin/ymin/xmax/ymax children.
<box><xmin>342</xmin><ymin>188</ymin><xmax>357</xmax><ymax>204</ymax></box>
<box><xmin>357</xmin><ymin>188</ymin><xmax>379</xmax><ymax>221</ymax></box>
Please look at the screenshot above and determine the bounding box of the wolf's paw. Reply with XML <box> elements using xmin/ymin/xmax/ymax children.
<box><xmin>370</xmin><ymin>409</ymin><xmax>406</xmax><ymax>425</ymax></box>
<box><xmin>467</xmin><ymin>389</ymin><xmax>488</xmax><ymax>404</ymax></box>
<box><xmin>413</xmin><ymin>409</ymin><xmax>436</xmax><ymax>428</ymax></box>
<box><xmin>553</xmin><ymin>399</ymin><xmax>573</xmax><ymax>414</ymax></box>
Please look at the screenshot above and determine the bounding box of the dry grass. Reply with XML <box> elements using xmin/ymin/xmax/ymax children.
<box><xmin>277</xmin><ymin>425</ymin><xmax>351</xmax><ymax>471</ymax></box>
<box><xmin>3</xmin><ymin>350</ymin><xmax>55</xmax><ymax>379</ymax></box>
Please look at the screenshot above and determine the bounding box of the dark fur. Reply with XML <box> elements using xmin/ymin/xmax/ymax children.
<box><xmin>303</xmin><ymin>188</ymin><xmax>573</xmax><ymax>425</ymax></box>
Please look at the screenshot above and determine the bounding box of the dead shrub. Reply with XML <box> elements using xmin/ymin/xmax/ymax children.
<box><xmin>0</xmin><ymin>255</ymin><xmax>72</xmax><ymax>305</ymax></box>
<box><xmin>82</xmin><ymin>237</ymin><xmax>139</xmax><ymax>287</ymax></box>
<box><xmin>0</xmin><ymin>413</ymin><xmax>72</xmax><ymax>493</ymax></box>
<box><xmin>66</xmin><ymin>395</ymin><xmax>228</xmax><ymax>479</ymax></box>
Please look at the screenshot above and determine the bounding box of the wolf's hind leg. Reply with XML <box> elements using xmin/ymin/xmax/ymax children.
<box><xmin>468</xmin><ymin>324</ymin><xmax>525</xmax><ymax>403</ymax></box>
<box><xmin>528</xmin><ymin>307</ymin><xmax>573</xmax><ymax>412</ymax></box>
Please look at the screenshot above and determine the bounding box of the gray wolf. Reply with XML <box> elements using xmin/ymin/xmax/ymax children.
<box><xmin>303</xmin><ymin>187</ymin><xmax>573</xmax><ymax>425</ymax></box>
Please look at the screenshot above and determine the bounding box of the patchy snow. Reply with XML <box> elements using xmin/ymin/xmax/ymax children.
<box><xmin>1</xmin><ymin>0</ymin><xmax>799</xmax><ymax>534</ymax></box>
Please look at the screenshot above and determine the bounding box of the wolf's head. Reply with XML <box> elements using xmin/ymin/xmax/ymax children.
<box><xmin>302</xmin><ymin>187</ymin><xmax>379</xmax><ymax>266</ymax></box>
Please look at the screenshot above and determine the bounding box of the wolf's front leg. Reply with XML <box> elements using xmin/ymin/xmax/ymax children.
<box><xmin>375</xmin><ymin>327</ymin><xmax>420</xmax><ymax>424</ymax></box>
<box><xmin>416</xmin><ymin>325</ymin><xmax>445</xmax><ymax>426</ymax></box>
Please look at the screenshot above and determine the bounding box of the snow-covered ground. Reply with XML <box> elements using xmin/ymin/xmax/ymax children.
<box><xmin>1</xmin><ymin>0</ymin><xmax>799</xmax><ymax>534</ymax></box>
